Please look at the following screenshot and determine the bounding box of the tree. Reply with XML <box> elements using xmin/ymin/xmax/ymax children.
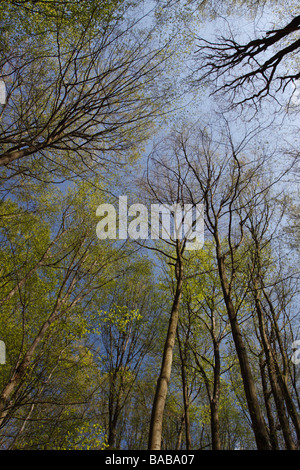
<box><xmin>0</xmin><ymin>180</ymin><xmax>130</xmax><ymax>434</ymax></box>
<box><xmin>0</xmin><ymin>0</ymin><xmax>178</xmax><ymax>182</ymax></box>
<box><xmin>136</xmin><ymin>142</ymin><xmax>195</xmax><ymax>450</ymax></box>
<box><xmin>92</xmin><ymin>260</ymin><xmax>161</xmax><ymax>449</ymax></box>
<box><xmin>193</xmin><ymin>10</ymin><xmax>300</xmax><ymax>108</ymax></box>
<box><xmin>147</xmin><ymin>239</ymin><xmax>185</xmax><ymax>450</ymax></box>
<box><xmin>147</xmin><ymin>119</ymin><xmax>293</xmax><ymax>449</ymax></box>
<box><xmin>180</xmin><ymin>245</ymin><xmax>232</xmax><ymax>450</ymax></box>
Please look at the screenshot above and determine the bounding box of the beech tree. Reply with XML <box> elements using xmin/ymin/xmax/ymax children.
<box><xmin>143</xmin><ymin>175</ymin><xmax>186</xmax><ymax>449</ymax></box>
<box><xmin>180</xmin><ymin>246</ymin><xmax>232</xmax><ymax>450</ymax></box>
<box><xmin>93</xmin><ymin>261</ymin><xmax>161</xmax><ymax>449</ymax></box>
<box><xmin>0</xmin><ymin>180</ymin><xmax>129</xmax><ymax>434</ymax></box>
<box><xmin>146</xmin><ymin>119</ymin><xmax>296</xmax><ymax>449</ymax></box>
<box><xmin>0</xmin><ymin>0</ymin><xmax>180</xmax><ymax>182</ymax></box>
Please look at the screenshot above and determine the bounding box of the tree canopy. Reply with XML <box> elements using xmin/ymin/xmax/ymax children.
<box><xmin>0</xmin><ymin>0</ymin><xmax>299</xmax><ymax>453</ymax></box>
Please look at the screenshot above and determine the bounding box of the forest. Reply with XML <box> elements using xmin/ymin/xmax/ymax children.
<box><xmin>0</xmin><ymin>0</ymin><xmax>299</xmax><ymax>451</ymax></box>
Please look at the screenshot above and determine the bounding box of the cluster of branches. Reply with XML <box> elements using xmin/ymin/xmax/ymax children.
<box><xmin>194</xmin><ymin>14</ymin><xmax>300</xmax><ymax>108</ymax></box>
<box><xmin>0</xmin><ymin>0</ymin><xmax>177</xmax><ymax>184</ymax></box>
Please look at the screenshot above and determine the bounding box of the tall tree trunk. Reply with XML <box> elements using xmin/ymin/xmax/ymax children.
<box><xmin>263</xmin><ymin>289</ymin><xmax>300</xmax><ymax>445</ymax></box>
<box><xmin>182</xmin><ymin>378</ymin><xmax>192</xmax><ymax>450</ymax></box>
<box><xmin>107</xmin><ymin>389</ymin><xmax>121</xmax><ymax>449</ymax></box>
<box><xmin>215</xmin><ymin>240</ymin><xmax>271</xmax><ymax>450</ymax></box>
<box><xmin>254</xmin><ymin>292</ymin><xmax>296</xmax><ymax>450</ymax></box>
<box><xmin>175</xmin><ymin>415</ymin><xmax>185</xmax><ymax>450</ymax></box>
<box><xmin>210</xmin><ymin>338</ymin><xmax>221</xmax><ymax>450</ymax></box>
<box><xmin>259</xmin><ymin>355</ymin><xmax>279</xmax><ymax>450</ymax></box>
<box><xmin>195</xmin><ymin>353</ymin><xmax>221</xmax><ymax>449</ymax></box>
<box><xmin>177</xmin><ymin>328</ymin><xmax>192</xmax><ymax>450</ymax></box>
<box><xmin>148</xmin><ymin>241</ymin><xmax>184</xmax><ymax>450</ymax></box>
<box><xmin>192</xmin><ymin>336</ymin><xmax>221</xmax><ymax>450</ymax></box>
<box><xmin>210</xmin><ymin>399</ymin><xmax>221</xmax><ymax>450</ymax></box>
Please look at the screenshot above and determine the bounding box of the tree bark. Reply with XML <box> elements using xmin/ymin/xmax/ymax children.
<box><xmin>254</xmin><ymin>291</ymin><xmax>296</xmax><ymax>450</ymax></box>
<box><xmin>210</xmin><ymin>338</ymin><xmax>221</xmax><ymax>450</ymax></box>
<box><xmin>262</xmin><ymin>288</ymin><xmax>300</xmax><ymax>445</ymax></box>
<box><xmin>215</xmin><ymin>240</ymin><xmax>271</xmax><ymax>450</ymax></box>
<box><xmin>177</xmin><ymin>333</ymin><xmax>192</xmax><ymax>450</ymax></box>
<box><xmin>148</xmin><ymin>241</ymin><xmax>184</xmax><ymax>450</ymax></box>
<box><xmin>259</xmin><ymin>355</ymin><xmax>279</xmax><ymax>450</ymax></box>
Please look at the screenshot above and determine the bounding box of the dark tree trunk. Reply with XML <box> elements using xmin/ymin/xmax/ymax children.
<box><xmin>215</xmin><ymin>240</ymin><xmax>271</xmax><ymax>450</ymax></box>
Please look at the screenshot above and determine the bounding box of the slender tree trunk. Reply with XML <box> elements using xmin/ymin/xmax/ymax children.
<box><xmin>215</xmin><ymin>241</ymin><xmax>271</xmax><ymax>450</ymax></box>
<box><xmin>177</xmin><ymin>329</ymin><xmax>192</xmax><ymax>450</ymax></box>
<box><xmin>148</xmin><ymin>242</ymin><xmax>184</xmax><ymax>450</ymax></box>
<box><xmin>263</xmin><ymin>289</ymin><xmax>300</xmax><ymax>445</ymax></box>
<box><xmin>255</xmin><ymin>292</ymin><xmax>296</xmax><ymax>450</ymax></box>
<box><xmin>175</xmin><ymin>415</ymin><xmax>185</xmax><ymax>450</ymax></box>
<box><xmin>108</xmin><ymin>420</ymin><xmax>118</xmax><ymax>449</ymax></box>
<box><xmin>275</xmin><ymin>358</ymin><xmax>300</xmax><ymax>446</ymax></box>
<box><xmin>0</xmin><ymin>311</ymin><xmax>59</xmax><ymax>427</ymax></box>
<box><xmin>210</xmin><ymin>339</ymin><xmax>221</xmax><ymax>450</ymax></box>
<box><xmin>259</xmin><ymin>355</ymin><xmax>279</xmax><ymax>450</ymax></box>
<box><xmin>193</xmin><ymin>339</ymin><xmax>221</xmax><ymax>450</ymax></box>
<box><xmin>210</xmin><ymin>399</ymin><xmax>221</xmax><ymax>450</ymax></box>
<box><xmin>182</xmin><ymin>379</ymin><xmax>192</xmax><ymax>450</ymax></box>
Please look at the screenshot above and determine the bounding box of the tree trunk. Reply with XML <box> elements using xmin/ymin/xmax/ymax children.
<box><xmin>263</xmin><ymin>289</ymin><xmax>300</xmax><ymax>445</ymax></box>
<box><xmin>193</xmin><ymin>339</ymin><xmax>221</xmax><ymax>450</ymax></box>
<box><xmin>148</xmin><ymin>242</ymin><xmax>184</xmax><ymax>450</ymax></box>
<box><xmin>175</xmin><ymin>415</ymin><xmax>185</xmax><ymax>450</ymax></box>
<box><xmin>0</xmin><ymin>312</ymin><xmax>58</xmax><ymax>427</ymax></box>
<box><xmin>259</xmin><ymin>355</ymin><xmax>279</xmax><ymax>450</ymax></box>
<box><xmin>177</xmin><ymin>328</ymin><xmax>192</xmax><ymax>450</ymax></box>
<box><xmin>210</xmin><ymin>339</ymin><xmax>221</xmax><ymax>450</ymax></box>
<box><xmin>215</xmin><ymin>241</ymin><xmax>271</xmax><ymax>450</ymax></box>
<box><xmin>108</xmin><ymin>392</ymin><xmax>120</xmax><ymax>449</ymax></box>
<box><xmin>255</xmin><ymin>293</ymin><xmax>296</xmax><ymax>450</ymax></box>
